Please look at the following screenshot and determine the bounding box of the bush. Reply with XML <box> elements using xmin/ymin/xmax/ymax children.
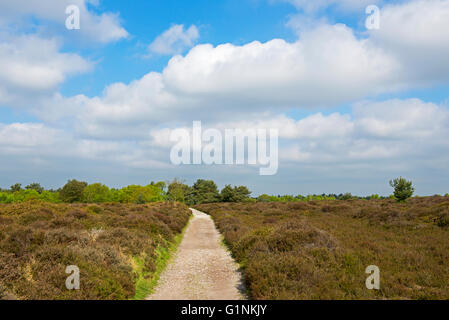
<box><xmin>59</xmin><ymin>180</ymin><xmax>88</xmax><ymax>203</ymax></box>
<box><xmin>389</xmin><ymin>177</ymin><xmax>414</xmax><ymax>202</ymax></box>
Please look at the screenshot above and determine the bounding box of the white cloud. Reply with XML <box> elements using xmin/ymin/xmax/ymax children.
<box><xmin>0</xmin><ymin>0</ymin><xmax>128</xmax><ymax>44</ymax></box>
<box><xmin>281</xmin><ymin>0</ymin><xmax>382</xmax><ymax>13</ymax></box>
<box><xmin>148</xmin><ymin>24</ymin><xmax>199</xmax><ymax>55</ymax></box>
<box><xmin>0</xmin><ymin>35</ymin><xmax>92</xmax><ymax>106</ymax></box>
<box><xmin>370</xmin><ymin>0</ymin><xmax>449</xmax><ymax>84</ymax></box>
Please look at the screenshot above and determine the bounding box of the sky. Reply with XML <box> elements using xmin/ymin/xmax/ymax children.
<box><xmin>0</xmin><ymin>0</ymin><xmax>448</xmax><ymax>196</ymax></box>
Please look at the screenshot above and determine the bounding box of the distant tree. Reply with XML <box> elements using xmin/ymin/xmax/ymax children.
<box><xmin>10</xmin><ymin>183</ymin><xmax>22</xmax><ymax>192</ymax></box>
<box><xmin>339</xmin><ymin>193</ymin><xmax>353</xmax><ymax>200</ymax></box>
<box><xmin>60</xmin><ymin>179</ymin><xmax>88</xmax><ymax>203</ymax></box>
<box><xmin>119</xmin><ymin>185</ymin><xmax>165</xmax><ymax>203</ymax></box>
<box><xmin>82</xmin><ymin>183</ymin><xmax>110</xmax><ymax>203</ymax></box>
<box><xmin>257</xmin><ymin>194</ymin><xmax>271</xmax><ymax>202</ymax></box>
<box><xmin>234</xmin><ymin>186</ymin><xmax>251</xmax><ymax>201</ymax></box>
<box><xmin>220</xmin><ymin>185</ymin><xmax>235</xmax><ymax>202</ymax></box>
<box><xmin>221</xmin><ymin>185</ymin><xmax>251</xmax><ymax>202</ymax></box>
<box><xmin>167</xmin><ymin>179</ymin><xmax>192</xmax><ymax>203</ymax></box>
<box><xmin>25</xmin><ymin>183</ymin><xmax>44</xmax><ymax>194</ymax></box>
<box><xmin>389</xmin><ymin>177</ymin><xmax>414</xmax><ymax>202</ymax></box>
<box><xmin>153</xmin><ymin>181</ymin><xmax>167</xmax><ymax>192</ymax></box>
<box><xmin>191</xmin><ymin>179</ymin><xmax>220</xmax><ymax>204</ymax></box>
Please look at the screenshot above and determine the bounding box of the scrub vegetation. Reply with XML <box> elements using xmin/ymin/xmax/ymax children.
<box><xmin>0</xmin><ymin>201</ymin><xmax>190</xmax><ymax>300</ymax></box>
<box><xmin>196</xmin><ymin>196</ymin><xmax>449</xmax><ymax>299</ymax></box>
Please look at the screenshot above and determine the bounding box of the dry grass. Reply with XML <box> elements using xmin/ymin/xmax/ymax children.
<box><xmin>0</xmin><ymin>201</ymin><xmax>190</xmax><ymax>300</ymax></box>
<box><xmin>196</xmin><ymin>196</ymin><xmax>449</xmax><ymax>300</ymax></box>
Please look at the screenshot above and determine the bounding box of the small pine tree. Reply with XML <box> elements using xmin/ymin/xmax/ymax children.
<box><xmin>389</xmin><ymin>177</ymin><xmax>414</xmax><ymax>202</ymax></box>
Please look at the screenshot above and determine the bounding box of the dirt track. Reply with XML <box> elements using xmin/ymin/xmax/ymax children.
<box><xmin>146</xmin><ymin>208</ymin><xmax>245</xmax><ymax>300</ymax></box>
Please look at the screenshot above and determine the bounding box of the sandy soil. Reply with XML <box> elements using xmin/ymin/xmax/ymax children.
<box><xmin>146</xmin><ymin>208</ymin><xmax>245</xmax><ymax>300</ymax></box>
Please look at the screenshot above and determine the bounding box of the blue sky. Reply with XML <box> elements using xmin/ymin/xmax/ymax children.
<box><xmin>0</xmin><ymin>0</ymin><xmax>449</xmax><ymax>196</ymax></box>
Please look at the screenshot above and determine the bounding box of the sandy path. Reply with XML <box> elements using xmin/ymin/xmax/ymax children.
<box><xmin>146</xmin><ymin>208</ymin><xmax>245</xmax><ymax>300</ymax></box>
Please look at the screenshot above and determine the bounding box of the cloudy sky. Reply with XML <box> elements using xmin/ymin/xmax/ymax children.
<box><xmin>0</xmin><ymin>0</ymin><xmax>448</xmax><ymax>196</ymax></box>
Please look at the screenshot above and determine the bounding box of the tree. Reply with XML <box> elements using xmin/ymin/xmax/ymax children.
<box><xmin>339</xmin><ymin>193</ymin><xmax>353</xmax><ymax>200</ymax></box>
<box><xmin>10</xmin><ymin>183</ymin><xmax>22</xmax><ymax>192</ymax></box>
<box><xmin>119</xmin><ymin>185</ymin><xmax>165</xmax><ymax>203</ymax></box>
<box><xmin>389</xmin><ymin>177</ymin><xmax>414</xmax><ymax>202</ymax></box>
<box><xmin>167</xmin><ymin>179</ymin><xmax>192</xmax><ymax>203</ymax></box>
<box><xmin>25</xmin><ymin>183</ymin><xmax>44</xmax><ymax>194</ymax></box>
<box><xmin>60</xmin><ymin>179</ymin><xmax>88</xmax><ymax>203</ymax></box>
<box><xmin>191</xmin><ymin>179</ymin><xmax>220</xmax><ymax>204</ymax></box>
<box><xmin>82</xmin><ymin>183</ymin><xmax>110</xmax><ymax>203</ymax></box>
<box><xmin>221</xmin><ymin>185</ymin><xmax>251</xmax><ymax>202</ymax></box>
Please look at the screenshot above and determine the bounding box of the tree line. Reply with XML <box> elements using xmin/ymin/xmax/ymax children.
<box><xmin>0</xmin><ymin>179</ymin><xmax>251</xmax><ymax>205</ymax></box>
<box><xmin>0</xmin><ymin>177</ymin><xmax>436</xmax><ymax>204</ymax></box>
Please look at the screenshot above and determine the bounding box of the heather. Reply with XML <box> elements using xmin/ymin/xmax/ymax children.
<box><xmin>196</xmin><ymin>196</ymin><xmax>449</xmax><ymax>299</ymax></box>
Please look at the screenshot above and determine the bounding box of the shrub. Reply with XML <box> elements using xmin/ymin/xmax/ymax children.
<box><xmin>59</xmin><ymin>180</ymin><xmax>88</xmax><ymax>203</ymax></box>
<box><xmin>389</xmin><ymin>177</ymin><xmax>414</xmax><ymax>202</ymax></box>
<box><xmin>0</xmin><ymin>202</ymin><xmax>191</xmax><ymax>300</ymax></box>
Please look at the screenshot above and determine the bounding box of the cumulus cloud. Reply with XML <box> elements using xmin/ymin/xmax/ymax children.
<box><xmin>148</xmin><ymin>24</ymin><xmax>199</xmax><ymax>55</ymax></box>
<box><xmin>146</xmin><ymin>98</ymin><xmax>449</xmax><ymax>172</ymax></box>
<box><xmin>0</xmin><ymin>0</ymin><xmax>128</xmax><ymax>44</ymax></box>
<box><xmin>282</xmin><ymin>0</ymin><xmax>382</xmax><ymax>13</ymax></box>
<box><xmin>370</xmin><ymin>0</ymin><xmax>449</xmax><ymax>85</ymax></box>
<box><xmin>47</xmin><ymin>23</ymin><xmax>398</xmax><ymax>139</ymax></box>
<box><xmin>0</xmin><ymin>35</ymin><xmax>92</xmax><ymax>106</ymax></box>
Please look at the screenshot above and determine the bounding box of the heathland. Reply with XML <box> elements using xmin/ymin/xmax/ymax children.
<box><xmin>0</xmin><ymin>201</ymin><xmax>190</xmax><ymax>299</ymax></box>
<box><xmin>196</xmin><ymin>197</ymin><xmax>449</xmax><ymax>299</ymax></box>
<box><xmin>1</xmin><ymin>178</ymin><xmax>448</xmax><ymax>300</ymax></box>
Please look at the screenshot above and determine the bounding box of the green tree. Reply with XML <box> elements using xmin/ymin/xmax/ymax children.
<box><xmin>221</xmin><ymin>185</ymin><xmax>251</xmax><ymax>202</ymax></box>
<box><xmin>25</xmin><ymin>183</ymin><xmax>44</xmax><ymax>194</ymax></box>
<box><xmin>167</xmin><ymin>179</ymin><xmax>192</xmax><ymax>203</ymax></box>
<box><xmin>60</xmin><ymin>179</ymin><xmax>88</xmax><ymax>203</ymax></box>
<box><xmin>191</xmin><ymin>179</ymin><xmax>220</xmax><ymax>204</ymax></box>
<box><xmin>119</xmin><ymin>185</ymin><xmax>165</xmax><ymax>203</ymax></box>
<box><xmin>10</xmin><ymin>183</ymin><xmax>22</xmax><ymax>192</ymax></box>
<box><xmin>82</xmin><ymin>183</ymin><xmax>111</xmax><ymax>203</ymax></box>
<box><xmin>389</xmin><ymin>177</ymin><xmax>414</xmax><ymax>202</ymax></box>
<box><xmin>339</xmin><ymin>193</ymin><xmax>353</xmax><ymax>200</ymax></box>
<box><xmin>220</xmin><ymin>185</ymin><xmax>235</xmax><ymax>202</ymax></box>
<box><xmin>257</xmin><ymin>194</ymin><xmax>271</xmax><ymax>202</ymax></box>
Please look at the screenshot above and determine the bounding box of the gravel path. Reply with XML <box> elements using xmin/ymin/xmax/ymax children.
<box><xmin>146</xmin><ymin>208</ymin><xmax>245</xmax><ymax>300</ymax></box>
